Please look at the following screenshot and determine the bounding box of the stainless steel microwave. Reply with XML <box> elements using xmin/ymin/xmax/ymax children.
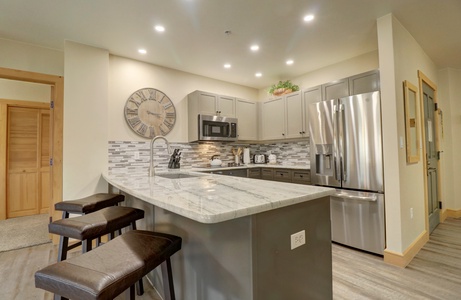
<box><xmin>198</xmin><ymin>114</ymin><xmax>238</xmax><ymax>141</ymax></box>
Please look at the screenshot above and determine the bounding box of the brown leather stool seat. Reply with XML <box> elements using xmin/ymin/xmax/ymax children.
<box><xmin>49</xmin><ymin>206</ymin><xmax>144</xmax><ymax>260</ymax></box>
<box><xmin>35</xmin><ymin>230</ymin><xmax>182</xmax><ymax>300</ymax></box>
<box><xmin>55</xmin><ymin>193</ymin><xmax>125</xmax><ymax>218</ymax></box>
<box><xmin>54</xmin><ymin>193</ymin><xmax>125</xmax><ymax>259</ymax></box>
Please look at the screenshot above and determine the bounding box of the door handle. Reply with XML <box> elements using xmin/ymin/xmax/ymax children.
<box><xmin>333</xmin><ymin>192</ymin><xmax>378</xmax><ymax>202</ymax></box>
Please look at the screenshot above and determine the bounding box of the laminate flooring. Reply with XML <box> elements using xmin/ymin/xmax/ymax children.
<box><xmin>1</xmin><ymin>219</ymin><xmax>461</xmax><ymax>299</ymax></box>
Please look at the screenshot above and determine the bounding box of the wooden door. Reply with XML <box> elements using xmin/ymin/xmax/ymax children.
<box><xmin>7</xmin><ymin>106</ymin><xmax>50</xmax><ymax>218</ymax></box>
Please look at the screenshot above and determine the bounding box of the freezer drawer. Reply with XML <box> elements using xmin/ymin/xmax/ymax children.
<box><xmin>330</xmin><ymin>189</ymin><xmax>385</xmax><ymax>255</ymax></box>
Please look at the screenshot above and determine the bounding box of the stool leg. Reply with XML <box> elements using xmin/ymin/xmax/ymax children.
<box><xmin>53</xmin><ymin>294</ymin><xmax>68</xmax><ymax>300</ymax></box>
<box><xmin>161</xmin><ymin>258</ymin><xmax>176</xmax><ymax>300</ymax></box>
<box><xmin>125</xmin><ymin>285</ymin><xmax>135</xmax><ymax>300</ymax></box>
<box><xmin>57</xmin><ymin>235</ymin><xmax>69</xmax><ymax>262</ymax></box>
<box><xmin>82</xmin><ymin>239</ymin><xmax>92</xmax><ymax>253</ymax></box>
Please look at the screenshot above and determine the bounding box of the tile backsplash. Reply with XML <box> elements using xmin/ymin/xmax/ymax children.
<box><xmin>108</xmin><ymin>140</ymin><xmax>310</xmax><ymax>173</ymax></box>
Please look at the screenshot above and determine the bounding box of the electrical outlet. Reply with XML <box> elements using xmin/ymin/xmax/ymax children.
<box><xmin>134</xmin><ymin>151</ymin><xmax>140</xmax><ymax>159</ymax></box>
<box><xmin>410</xmin><ymin>208</ymin><xmax>414</xmax><ymax>219</ymax></box>
<box><xmin>290</xmin><ymin>230</ymin><xmax>306</xmax><ymax>250</ymax></box>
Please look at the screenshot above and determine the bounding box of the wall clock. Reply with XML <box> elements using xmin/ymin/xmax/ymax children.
<box><xmin>124</xmin><ymin>88</ymin><xmax>176</xmax><ymax>138</ymax></box>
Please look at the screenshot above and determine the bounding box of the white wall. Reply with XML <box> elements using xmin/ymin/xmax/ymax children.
<box><xmin>378</xmin><ymin>14</ymin><xmax>439</xmax><ymax>253</ymax></box>
<box><xmin>438</xmin><ymin>68</ymin><xmax>461</xmax><ymax>211</ymax></box>
<box><xmin>108</xmin><ymin>55</ymin><xmax>258</xmax><ymax>142</ymax></box>
<box><xmin>0</xmin><ymin>78</ymin><xmax>50</xmax><ymax>102</ymax></box>
<box><xmin>257</xmin><ymin>50</ymin><xmax>379</xmax><ymax>100</ymax></box>
<box><xmin>63</xmin><ymin>41</ymin><xmax>109</xmax><ymax>199</ymax></box>
<box><xmin>0</xmin><ymin>38</ymin><xmax>64</xmax><ymax>76</ymax></box>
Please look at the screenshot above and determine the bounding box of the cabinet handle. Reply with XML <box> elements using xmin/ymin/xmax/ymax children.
<box><xmin>282</xmin><ymin>133</ymin><xmax>285</xmax><ymax>136</ymax></box>
<box><xmin>299</xmin><ymin>131</ymin><xmax>302</xmax><ymax>134</ymax></box>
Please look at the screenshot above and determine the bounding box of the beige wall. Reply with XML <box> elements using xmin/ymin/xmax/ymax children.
<box><xmin>438</xmin><ymin>68</ymin><xmax>461</xmax><ymax>211</ymax></box>
<box><xmin>108</xmin><ymin>55</ymin><xmax>258</xmax><ymax>143</ymax></box>
<box><xmin>0</xmin><ymin>78</ymin><xmax>50</xmax><ymax>102</ymax></box>
<box><xmin>63</xmin><ymin>41</ymin><xmax>110</xmax><ymax>199</ymax></box>
<box><xmin>0</xmin><ymin>38</ymin><xmax>64</xmax><ymax>76</ymax></box>
<box><xmin>378</xmin><ymin>14</ymin><xmax>440</xmax><ymax>254</ymax></box>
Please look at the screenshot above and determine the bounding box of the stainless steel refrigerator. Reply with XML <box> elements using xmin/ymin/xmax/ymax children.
<box><xmin>308</xmin><ymin>91</ymin><xmax>385</xmax><ymax>255</ymax></box>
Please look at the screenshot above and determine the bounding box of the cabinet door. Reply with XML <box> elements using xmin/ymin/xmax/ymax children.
<box><xmin>322</xmin><ymin>78</ymin><xmax>349</xmax><ymax>101</ymax></box>
<box><xmin>285</xmin><ymin>92</ymin><xmax>303</xmax><ymax>139</ymax></box>
<box><xmin>236</xmin><ymin>98</ymin><xmax>257</xmax><ymax>140</ymax></box>
<box><xmin>302</xmin><ymin>86</ymin><xmax>322</xmax><ymax>136</ymax></box>
<box><xmin>292</xmin><ymin>170</ymin><xmax>311</xmax><ymax>185</ymax></box>
<box><xmin>274</xmin><ymin>169</ymin><xmax>292</xmax><ymax>182</ymax></box>
<box><xmin>261</xmin><ymin>168</ymin><xmax>274</xmax><ymax>180</ymax></box>
<box><xmin>261</xmin><ymin>97</ymin><xmax>285</xmax><ymax>140</ymax></box>
<box><xmin>198</xmin><ymin>92</ymin><xmax>219</xmax><ymax>115</ymax></box>
<box><xmin>218</xmin><ymin>95</ymin><xmax>236</xmax><ymax>117</ymax></box>
<box><xmin>349</xmin><ymin>70</ymin><xmax>380</xmax><ymax>95</ymax></box>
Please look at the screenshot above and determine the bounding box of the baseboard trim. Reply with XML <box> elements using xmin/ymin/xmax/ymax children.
<box><xmin>383</xmin><ymin>230</ymin><xmax>429</xmax><ymax>268</ymax></box>
<box><xmin>446</xmin><ymin>209</ymin><xmax>461</xmax><ymax>218</ymax></box>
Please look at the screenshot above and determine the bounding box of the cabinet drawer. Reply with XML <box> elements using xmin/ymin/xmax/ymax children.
<box><xmin>292</xmin><ymin>171</ymin><xmax>311</xmax><ymax>185</ymax></box>
<box><xmin>261</xmin><ymin>168</ymin><xmax>274</xmax><ymax>180</ymax></box>
<box><xmin>274</xmin><ymin>169</ymin><xmax>292</xmax><ymax>182</ymax></box>
<box><xmin>248</xmin><ymin>168</ymin><xmax>261</xmax><ymax>179</ymax></box>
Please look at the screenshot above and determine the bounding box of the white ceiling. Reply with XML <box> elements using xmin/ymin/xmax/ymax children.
<box><xmin>0</xmin><ymin>0</ymin><xmax>460</xmax><ymax>89</ymax></box>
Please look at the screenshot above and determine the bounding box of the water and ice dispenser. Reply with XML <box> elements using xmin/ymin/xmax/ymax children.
<box><xmin>315</xmin><ymin>144</ymin><xmax>334</xmax><ymax>177</ymax></box>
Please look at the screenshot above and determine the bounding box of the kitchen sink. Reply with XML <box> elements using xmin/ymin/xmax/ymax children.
<box><xmin>156</xmin><ymin>173</ymin><xmax>203</xmax><ymax>179</ymax></box>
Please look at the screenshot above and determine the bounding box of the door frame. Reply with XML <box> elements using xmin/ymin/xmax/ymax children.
<box><xmin>418</xmin><ymin>70</ymin><xmax>442</xmax><ymax>233</ymax></box>
<box><xmin>0</xmin><ymin>67</ymin><xmax>63</xmax><ymax>224</ymax></box>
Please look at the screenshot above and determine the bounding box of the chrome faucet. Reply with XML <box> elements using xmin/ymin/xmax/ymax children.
<box><xmin>149</xmin><ymin>136</ymin><xmax>172</xmax><ymax>177</ymax></box>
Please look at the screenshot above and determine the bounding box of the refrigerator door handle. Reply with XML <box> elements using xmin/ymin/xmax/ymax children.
<box><xmin>333</xmin><ymin>103</ymin><xmax>341</xmax><ymax>181</ymax></box>
<box><xmin>333</xmin><ymin>192</ymin><xmax>378</xmax><ymax>202</ymax></box>
<box><xmin>338</xmin><ymin>103</ymin><xmax>346</xmax><ymax>182</ymax></box>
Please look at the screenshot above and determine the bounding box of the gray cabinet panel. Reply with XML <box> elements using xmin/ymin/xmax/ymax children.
<box><xmin>349</xmin><ymin>70</ymin><xmax>380</xmax><ymax>95</ymax></box>
<box><xmin>322</xmin><ymin>78</ymin><xmax>350</xmax><ymax>101</ymax></box>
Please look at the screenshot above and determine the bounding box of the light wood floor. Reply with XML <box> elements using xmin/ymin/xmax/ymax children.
<box><xmin>2</xmin><ymin>219</ymin><xmax>461</xmax><ymax>299</ymax></box>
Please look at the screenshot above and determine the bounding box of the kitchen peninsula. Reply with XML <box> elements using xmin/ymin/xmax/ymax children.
<box><xmin>103</xmin><ymin>169</ymin><xmax>334</xmax><ymax>300</ymax></box>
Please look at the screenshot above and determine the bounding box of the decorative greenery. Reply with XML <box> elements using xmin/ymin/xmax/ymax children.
<box><xmin>268</xmin><ymin>80</ymin><xmax>300</xmax><ymax>96</ymax></box>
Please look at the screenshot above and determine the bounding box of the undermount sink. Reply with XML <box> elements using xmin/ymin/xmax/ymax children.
<box><xmin>156</xmin><ymin>173</ymin><xmax>203</xmax><ymax>179</ymax></box>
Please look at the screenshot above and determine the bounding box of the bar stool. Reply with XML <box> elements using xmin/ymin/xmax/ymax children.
<box><xmin>49</xmin><ymin>206</ymin><xmax>145</xmax><ymax>299</ymax></box>
<box><xmin>54</xmin><ymin>193</ymin><xmax>124</xmax><ymax>260</ymax></box>
<box><xmin>35</xmin><ymin>230</ymin><xmax>182</xmax><ymax>300</ymax></box>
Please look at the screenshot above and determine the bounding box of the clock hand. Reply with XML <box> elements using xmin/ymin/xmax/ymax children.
<box><xmin>147</xmin><ymin>111</ymin><xmax>162</xmax><ymax>116</ymax></box>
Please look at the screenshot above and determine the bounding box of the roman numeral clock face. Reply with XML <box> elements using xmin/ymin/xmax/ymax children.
<box><xmin>124</xmin><ymin>88</ymin><xmax>176</xmax><ymax>138</ymax></box>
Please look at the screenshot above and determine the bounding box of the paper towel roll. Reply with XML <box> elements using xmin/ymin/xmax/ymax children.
<box><xmin>243</xmin><ymin>148</ymin><xmax>250</xmax><ymax>164</ymax></box>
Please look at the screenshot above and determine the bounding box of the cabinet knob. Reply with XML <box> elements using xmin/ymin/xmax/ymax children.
<box><xmin>282</xmin><ymin>133</ymin><xmax>285</xmax><ymax>136</ymax></box>
<box><xmin>299</xmin><ymin>131</ymin><xmax>302</xmax><ymax>134</ymax></box>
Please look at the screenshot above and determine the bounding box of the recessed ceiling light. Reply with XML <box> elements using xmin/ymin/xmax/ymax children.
<box><xmin>224</xmin><ymin>63</ymin><xmax>231</xmax><ymax>69</ymax></box>
<box><xmin>304</xmin><ymin>14</ymin><xmax>315</xmax><ymax>22</ymax></box>
<box><xmin>250</xmin><ymin>45</ymin><xmax>259</xmax><ymax>51</ymax></box>
<box><xmin>155</xmin><ymin>25</ymin><xmax>165</xmax><ymax>32</ymax></box>
<box><xmin>286</xmin><ymin>59</ymin><xmax>294</xmax><ymax>65</ymax></box>
<box><xmin>255</xmin><ymin>72</ymin><xmax>262</xmax><ymax>77</ymax></box>
<box><xmin>138</xmin><ymin>49</ymin><xmax>147</xmax><ymax>54</ymax></box>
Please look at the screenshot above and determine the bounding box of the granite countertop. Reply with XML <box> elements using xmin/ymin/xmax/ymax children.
<box><xmin>103</xmin><ymin>168</ymin><xmax>332</xmax><ymax>224</ymax></box>
<box><xmin>192</xmin><ymin>163</ymin><xmax>310</xmax><ymax>172</ymax></box>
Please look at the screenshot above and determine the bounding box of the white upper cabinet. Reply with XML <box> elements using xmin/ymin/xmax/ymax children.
<box><xmin>236</xmin><ymin>98</ymin><xmax>258</xmax><ymax>140</ymax></box>
<box><xmin>261</xmin><ymin>96</ymin><xmax>285</xmax><ymax>140</ymax></box>
<box><xmin>302</xmin><ymin>86</ymin><xmax>322</xmax><ymax>136</ymax></box>
<box><xmin>285</xmin><ymin>92</ymin><xmax>303</xmax><ymax>139</ymax></box>
<box><xmin>188</xmin><ymin>91</ymin><xmax>236</xmax><ymax>117</ymax></box>
<box><xmin>218</xmin><ymin>95</ymin><xmax>236</xmax><ymax>117</ymax></box>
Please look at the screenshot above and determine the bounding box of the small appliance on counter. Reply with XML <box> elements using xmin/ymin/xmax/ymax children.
<box><xmin>243</xmin><ymin>148</ymin><xmax>251</xmax><ymax>164</ymax></box>
<box><xmin>254</xmin><ymin>154</ymin><xmax>267</xmax><ymax>164</ymax></box>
